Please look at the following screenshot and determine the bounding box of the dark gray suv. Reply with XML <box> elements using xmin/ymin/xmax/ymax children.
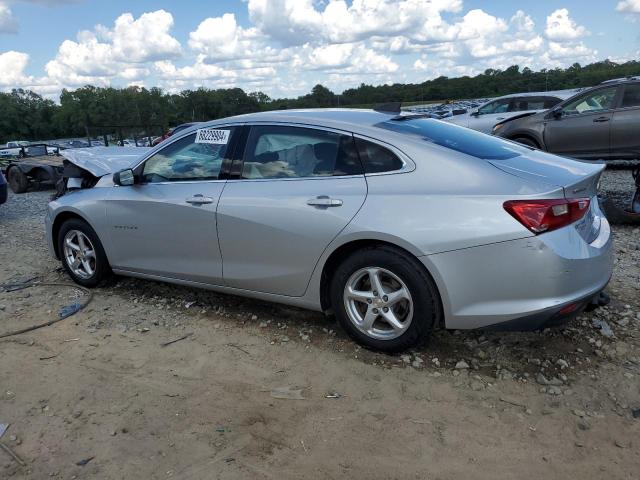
<box><xmin>493</xmin><ymin>79</ymin><xmax>640</xmax><ymax>160</ymax></box>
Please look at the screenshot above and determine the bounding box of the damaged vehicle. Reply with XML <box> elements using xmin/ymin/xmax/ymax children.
<box><xmin>444</xmin><ymin>90</ymin><xmax>580</xmax><ymax>134</ymax></box>
<box><xmin>46</xmin><ymin>109</ymin><xmax>612</xmax><ymax>352</ymax></box>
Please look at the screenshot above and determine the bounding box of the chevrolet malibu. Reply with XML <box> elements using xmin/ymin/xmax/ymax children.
<box><xmin>45</xmin><ymin>109</ymin><xmax>613</xmax><ymax>352</ymax></box>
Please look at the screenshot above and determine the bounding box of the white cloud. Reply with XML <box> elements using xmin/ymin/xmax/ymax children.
<box><xmin>188</xmin><ymin>12</ymin><xmax>282</xmax><ymax>64</ymax></box>
<box><xmin>616</xmin><ymin>0</ymin><xmax>640</xmax><ymax>13</ymax></box>
<box><xmin>545</xmin><ymin>9</ymin><xmax>588</xmax><ymax>40</ymax></box>
<box><xmin>44</xmin><ymin>10</ymin><xmax>180</xmax><ymax>88</ymax></box>
<box><xmin>111</xmin><ymin>10</ymin><xmax>181</xmax><ymax>63</ymax></box>
<box><xmin>0</xmin><ymin>50</ymin><xmax>30</xmax><ymax>85</ymax></box>
<box><xmin>248</xmin><ymin>0</ymin><xmax>463</xmax><ymax>45</ymax></box>
<box><xmin>0</xmin><ymin>1</ymin><xmax>17</xmax><ymax>33</ymax></box>
<box><xmin>546</xmin><ymin>41</ymin><xmax>595</xmax><ymax>59</ymax></box>
<box><xmin>293</xmin><ymin>43</ymin><xmax>398</xmax><ymax>74</ymax></box>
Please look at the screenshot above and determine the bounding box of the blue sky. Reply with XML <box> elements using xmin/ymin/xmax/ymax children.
<box><xmin>0</xmin><ymin>0</ymin><xmax>638</xmax><ymax>100</ymax></box>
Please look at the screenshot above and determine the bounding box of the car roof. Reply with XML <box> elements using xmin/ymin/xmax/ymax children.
<box><xmin>202</xmin><ymin>108</ymin><xmax>407</xmax><ymax>140</ymax></box>
<box><xmin>600</xmin><ymin>76</ymin><xmax>640</xmax><ymax>84</ymax></box>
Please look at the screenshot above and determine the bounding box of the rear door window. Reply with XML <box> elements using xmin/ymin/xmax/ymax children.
<box><xmin>621</xmin><ymin>84</ymin><xmax>640</xmax><ymax>108</ymax></box>
<box><xmin>242</xmin><ymin>125</ymin><xmax>362</xmax><ymax>179</ymax></box>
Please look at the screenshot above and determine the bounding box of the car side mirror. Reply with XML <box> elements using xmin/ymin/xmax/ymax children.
<box><xmin>470</xmin><ymin>110</ymin><xmax>481</xmax><ymax>117</ymax></box>
<box><xmin>551</xmin><ymin>106</ymin><xmax>563</xmax><ymax>119</ymax></box>
<box><xmin>113</xmin><ymin>168</ymin><xmax>136</xmax><ymax>186</ymax></box>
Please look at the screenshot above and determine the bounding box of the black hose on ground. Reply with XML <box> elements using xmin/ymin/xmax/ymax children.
<box><xmin>0</xmin><ymin>281</ymin><xmax>93</xmax><ymax>339</ymax></box>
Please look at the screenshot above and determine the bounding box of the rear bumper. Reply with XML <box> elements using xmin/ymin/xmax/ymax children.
<box><xmin>481</xmin><ymin>287</ymin><xmax>610</xmax><ymax>331</ymax></box>
<box><xmin>421</xmin><ymin>212</ymin><xmax>613</xmax><ymax>330</ymax></box>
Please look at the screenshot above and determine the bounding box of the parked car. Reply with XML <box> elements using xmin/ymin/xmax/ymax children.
<box><xmin>444</xmin><ymin>91</ymin><xmax>580</xmax><ymax>134</ymax></box>
<box><xmin>46</xmin><ymin>109</ymin><xmax>612</xmax><ymax>352</ymax></box>
<box><xmin>151</xmin><ymin>122</ymin><xmax>202</xmax><ymax>146</ymax></box>
<box><xmin>0</xmin><ymin>170</ymin><xmax>7</xmax><ymax>205</ymax></box>
<box><xmin>493</xmin><ymin>79</ymin><xmax>640</xmax><ymax>159</ymax></box>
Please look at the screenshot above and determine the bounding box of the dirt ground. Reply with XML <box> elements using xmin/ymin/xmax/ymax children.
<box><xmin>1</xmin><ymin>169</ymin><xmax>639</xmax><ymax>479</ymax></box>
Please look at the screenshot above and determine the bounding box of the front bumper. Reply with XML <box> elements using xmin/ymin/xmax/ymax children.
<box><xmin>421</xmin><ymin>213</ymin><xmax>613</xmax><ymax>330</ymax></box>
<box><xmin>44</xmin><ymin>207</ymin><xmax>57</xmax><ymax>258</ymax></box>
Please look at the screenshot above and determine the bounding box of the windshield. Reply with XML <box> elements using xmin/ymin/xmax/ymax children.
<box><xmin>377</xmin><ymin>118</ymin><xmax>525</xmax><ymax>160</ymax></box>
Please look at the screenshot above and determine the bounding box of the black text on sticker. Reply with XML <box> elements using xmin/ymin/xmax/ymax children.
<box><xmin>195</xmin><ymin>129</ymin><xmax>230</xmax><ymax>144</ymax></box>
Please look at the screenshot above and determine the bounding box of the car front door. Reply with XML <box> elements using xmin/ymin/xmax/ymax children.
<box><xmin>611</xmin><ymin>83</ymin><xmax>640</xmax><ymax>159</ymax></box>
<box><xmin>468</xmin><ymin>98</ymin><xmax>512</xmax><ymax>133</ymax></box>
<box><xmin>217</xmin><ymin>124</ymin><xmax>367</xmax><ymax>297</ymax></box>
<box><xmin>543</xmin><ymin>86</ymin><xmax>619</xmax><ymax>158</ymax></box>
<box><xmin>106</xmin><ymin>126</ymin><xmax>240</xmax><ymax>284</ymax></box>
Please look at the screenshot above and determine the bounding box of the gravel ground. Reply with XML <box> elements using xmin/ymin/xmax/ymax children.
<box><xmin>0</xmin><ymin>169</ymin><xmax>639</xmax><ymax>479</ymax></box>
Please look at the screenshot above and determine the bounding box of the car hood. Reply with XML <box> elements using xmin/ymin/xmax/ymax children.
<box><xmin>60</xmin><ymin>147</ymin><xmax>151</xmax><ymax>177</ymax></box>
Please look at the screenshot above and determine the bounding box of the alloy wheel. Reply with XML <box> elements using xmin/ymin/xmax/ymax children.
<box><xmin>63</xmin><ymin>229</ymin><xmax>97</xmax><ymax>279</ymax></box>
<box><xmin>343</xmin><ymin>266</ymin><xmax>413</xmax><ymax>340</ymax></box>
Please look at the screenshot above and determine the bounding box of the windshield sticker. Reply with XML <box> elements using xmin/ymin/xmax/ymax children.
<box><xmin>195</xmin><ymin>128</ymin><xmax>230</xmax><ymax>144</ymax></box>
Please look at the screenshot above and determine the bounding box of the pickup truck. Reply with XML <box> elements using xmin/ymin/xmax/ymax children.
<box><xmin>0</xmin><ymin>141</ymin><xmax>30</xmax><ymax>158</ymax></box>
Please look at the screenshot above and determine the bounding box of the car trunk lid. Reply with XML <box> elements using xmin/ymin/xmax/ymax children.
<box><xmin>489</xmin><ymin>151</ymin><xmax>605</xmax><ymax>243</ymax></box>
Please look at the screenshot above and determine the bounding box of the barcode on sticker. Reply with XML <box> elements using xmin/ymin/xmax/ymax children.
<box><xmin>195</xmin><ymin>128</ymin><xmax>230</xmax><ymax>144</ymax></box>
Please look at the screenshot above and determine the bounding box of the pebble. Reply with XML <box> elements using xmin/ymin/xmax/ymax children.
<box><xmin>455</xmin><ymin>360</ymin><xmax>470</xmax><ymax>370</ymax></box>
<box><xmin>556</xmin><ymin>359</ymin><xmax>569</xmax><ymax>369</ymax></box>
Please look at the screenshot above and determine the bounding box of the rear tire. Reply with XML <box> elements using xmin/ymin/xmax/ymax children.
<box><xmin>512</xmin><ymin>136</ymin><xmax>540</xmax><ymax>149</ymax></box>
<box><xmin>57</xmin><ymin>218</ymin><xmax>111</xmax><ymax>287</ymax></box>
<box><xmin>7</xmin><ymin>167</ymin><xmax>28</xmax><ymax>194</ymax></box>
<box><xmin>330</xmin><ymin>245</ymin><xmax>440</xmax><ymax>353</ymax></box>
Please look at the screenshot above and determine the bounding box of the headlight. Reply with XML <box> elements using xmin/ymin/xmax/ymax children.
<box><xmin>492</xmin><ymin>123</ymin><xmax>505</xmax><ymax>134</ymax></box>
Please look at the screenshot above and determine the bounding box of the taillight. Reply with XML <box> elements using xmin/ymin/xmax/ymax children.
<box><xmin>503</xmin><ymin>198</ymin><xmax>590</xmax><ymax>234</ymax></box>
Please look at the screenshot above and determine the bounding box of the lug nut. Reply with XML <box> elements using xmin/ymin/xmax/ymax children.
<box><xmin>383</xmin><ymin>295</ymin><xmax>388</xmax><ymax>302</ymax></box>
<box><xmin>383</xmin><ymin>307</ymin><xmax>389</xmax><ymax>313</ymax></box>
<box><xmin>373</xmin><ymin>291</ymin><xmax>378</xmax><ymax>297</ymax></box>
<box><xmin>367</xmin><ymin>299</ymin><xmax>372</xmax><ymax>304</ymax></box>
<box><xmin>372</xmin><ymin>308</ymin><xmax>379</xmax><ymax>314</ymax></box>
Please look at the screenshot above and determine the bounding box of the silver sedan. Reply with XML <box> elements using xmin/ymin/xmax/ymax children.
<box><xmin>45</xmin><ymin>109</ymin><xmax>613</xmax><ymax>352</ymax></box>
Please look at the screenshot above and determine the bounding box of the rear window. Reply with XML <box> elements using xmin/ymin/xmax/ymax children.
<box><xmin>377</xmin><ymin>118</ymin><xmax>525</xmax><ymax>160</ymax></box>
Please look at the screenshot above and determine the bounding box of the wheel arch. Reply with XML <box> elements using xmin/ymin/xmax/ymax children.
<box><xmin>318</xmin><ymin>238</ymin><xmax>445</xmax><ymax>327</ymax></box>
<box><xmin>51</xmin><ymin>209</ymin><xmax>100</xmax><ymax>259</ymax></box>
<box><xmin>506</xmin><ymin>132</ymin><xmax>543</xmax><ymax>149</ymax></box>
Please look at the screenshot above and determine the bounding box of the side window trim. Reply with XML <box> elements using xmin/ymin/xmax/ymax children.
<box><xmin>232</xmin><ymin>123</ymin><xmax>364</xmax><ymax>181</ymax></box>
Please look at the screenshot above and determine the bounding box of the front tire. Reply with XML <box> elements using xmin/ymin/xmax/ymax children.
<box><xmin>7</xmin><ymin>167</ymin><xmax>28</xmax><ymax>194</ymax></box>
<box><xmin>330</xmin><ymin>245</ymin><xmax>440</xmax><ymax>352</ymax></box>
<box><xmin>58</xmin><ymin>218</ymin><xmax>111</xmax><ymax>287</ymax></box>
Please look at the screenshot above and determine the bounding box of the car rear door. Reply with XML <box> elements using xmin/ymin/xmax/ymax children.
<box><xmin>105</xmin><ymin>126</ymin><xmax>240</xmax><ymax>284</ymax></box>
<box><xmin>217</xmin><ymin>124</ymin><xmax>367</xmax><ymax>297</ymax></box>
<box><xmin>611</xmin><ymin>83</ymin><xmax>640</xmax><ymax>158</ymax></box>
<box><xmin>543</xmin><ymin>85</ymin><xmax>619</xmax><ymax>158</ymax></box>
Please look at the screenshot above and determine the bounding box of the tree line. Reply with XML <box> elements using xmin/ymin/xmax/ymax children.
<box><xmin>1</xmin><ymin>59</ymin><xmax>638</xmax><ymax>143</ymax></box>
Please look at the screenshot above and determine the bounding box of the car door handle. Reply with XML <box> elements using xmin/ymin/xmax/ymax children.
<box><xmin>593</xmin><ymin>116</ymin><xmax>610</xmax><ymax>123</ymax></box>
<box><xmin>496</xmin><ymin>117</ymin><xmax>505</xmax><ymax>120</ymax></box>
<box><xmin>186</xmin><ymin>195</ymin><xmax>214</xmax><ymax>205</ymax></box>
<box><xmin>306</xmin><ymin>196</ymin><xmax>343</xmax><ymax>207</ymax></box>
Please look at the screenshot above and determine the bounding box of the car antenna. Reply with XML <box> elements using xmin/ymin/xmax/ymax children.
<box><xmin>373</xmin><ymin>102</ymin><xmax>402</xmax><ymax>114</ymax></box>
